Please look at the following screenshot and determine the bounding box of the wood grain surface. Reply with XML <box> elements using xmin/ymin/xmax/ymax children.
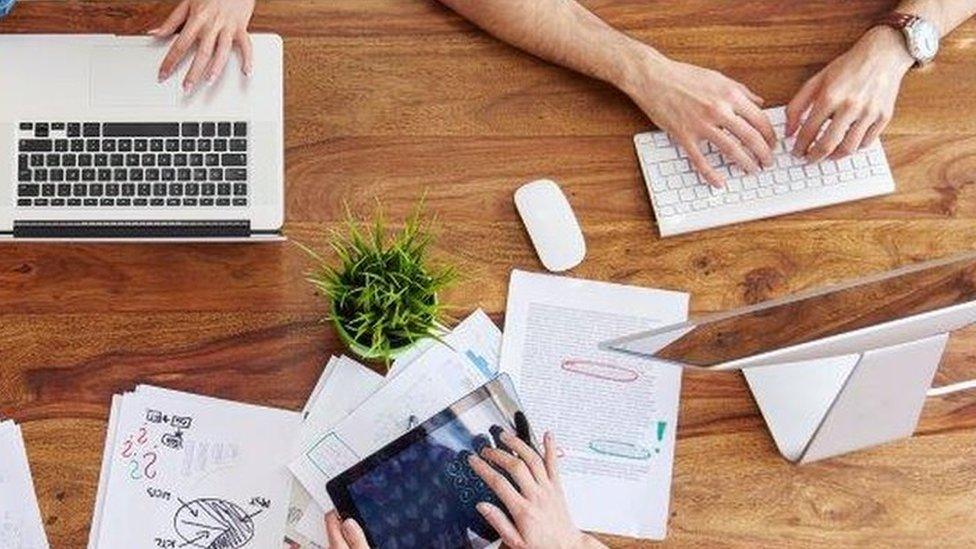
<box><xmin>2</xmin><ymin>1</ymin><xmax>976</xmax><ymax>547</ymax></box>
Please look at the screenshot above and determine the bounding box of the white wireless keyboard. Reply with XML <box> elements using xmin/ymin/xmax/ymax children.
<box><xmin>634</xmin><ymin>106</ymin><xmax>895</xmax><ymax>237</ymax></box>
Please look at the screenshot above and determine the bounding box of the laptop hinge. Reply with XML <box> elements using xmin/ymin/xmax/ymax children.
<box><xmin>13</xmin><ymin>220</ymin><xmax>251</xmax><ymax>238</ymax></box>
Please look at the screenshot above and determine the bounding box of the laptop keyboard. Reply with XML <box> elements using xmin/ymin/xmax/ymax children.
<box><xmin>16</xmin><ymin>121</ymin><xmax>249</xmax><ymax>208</ymax></box>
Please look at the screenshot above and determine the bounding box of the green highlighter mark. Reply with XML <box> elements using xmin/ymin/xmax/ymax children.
<box><xmin>655</xmin><ymin>421</ymin><xmax>666</xmax><ymax>453</ymax></box>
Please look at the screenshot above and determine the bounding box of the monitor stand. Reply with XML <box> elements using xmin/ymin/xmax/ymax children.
<box><xmin>742</xmin><ymin>333</ymin><xmax>949</xmax><ymax>463</ymax></box>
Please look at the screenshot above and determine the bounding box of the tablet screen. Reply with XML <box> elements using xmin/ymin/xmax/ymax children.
<box><xmin>329</xmin><ymin>376</ymin><xmax>523</xmax><ymax>549</ymax></box>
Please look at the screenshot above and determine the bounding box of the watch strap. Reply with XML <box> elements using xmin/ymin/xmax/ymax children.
<box><xmin>877</xmin><ymin>12</ymin><xmax>918</xmax><ymax>30</ymax></box>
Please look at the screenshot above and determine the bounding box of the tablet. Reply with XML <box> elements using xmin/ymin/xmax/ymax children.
<box><xmin>327</xmin><ymin>374</ymin><xmax>528</xmax><ymax>549</ymax></box>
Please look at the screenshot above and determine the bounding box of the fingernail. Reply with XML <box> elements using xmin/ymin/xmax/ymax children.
<box><xmin>544</xmin><ymin>431</ymin><xmax>553</xmax><ymax>443</ymax></box>
<box><xmin>147</xmin><ymin>28</ymin><xmax>159</xmax><ymax>35</ymax></box>
<box><xmin>475</xmin><ymin>503</ymin><xmax>490</xmax><ymax>515</ymax></box>
<box><xmin>183</xmin><ymin>81</ymin><xmax>194</xmax><ymax>94</ymax></box>
<box><xmin>244</xmin><ymin>64</ymin><xmax>252</xmax><ymax>77</ymax></box>
<box><xmin>467</xmin><ymin>454</ymin><xmax>478</xmax><ymax>466</ymax></box>
<box><xmin>500</xmin><ymin>431</ymin><xmax>513</xmax><ymax>441</ymax></box>
<box><xmin>206</xmin><ymin>72</ymin><xmax>215</xmax><ymax>83</ymax></box>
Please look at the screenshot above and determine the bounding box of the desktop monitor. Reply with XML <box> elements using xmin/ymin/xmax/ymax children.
<box><xmin>603</xmin><ymin>251</ymin><xmax>976</xmax><ymax>371</ymax></box>
<box><xmin>602</xmin><ymin>251</ymin><xmax>976</xmax><ymax>462</ymax></box>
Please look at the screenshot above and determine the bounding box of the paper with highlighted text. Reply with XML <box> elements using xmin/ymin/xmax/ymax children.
<box><xmin>500</xmin><ymin>270</ymin><xmax>689</xmax><ymax>540</ymax></box>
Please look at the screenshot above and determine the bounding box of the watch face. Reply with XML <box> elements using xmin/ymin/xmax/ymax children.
<box><xmin>908</xmin><ymin>19</ymin><xmax>939</xmax><ymax>62</ymax></box>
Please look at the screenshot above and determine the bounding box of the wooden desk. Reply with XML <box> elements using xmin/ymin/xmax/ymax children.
<box><xmin>2</xmin><ymin>1</ymin><xmax>976</xmax><ymax>546</ymax></box>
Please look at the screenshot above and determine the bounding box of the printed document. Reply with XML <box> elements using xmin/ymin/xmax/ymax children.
<box><xmin>0</xmin><ymin>420</ymin><xmax>49</xmax><ymax>549</ymax></box>
<box><xmin>500</xmin><ymin>270</ymin><xmax>688</xmax><ymax>539</ymax></box>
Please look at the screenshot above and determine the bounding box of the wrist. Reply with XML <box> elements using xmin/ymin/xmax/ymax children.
<box><xmin>612</xmin><ymin>40</ymin><xmax>671</xmax><ymax>99</ymax></box>
<box><xmin>573</xmin><ymin>532</ymin><xmax>607</xmax><ymax>549</ymax></box>
<box><xmin>860</xmin><ymin>25</ymin><xmax>915</xmax><ymax>75</ymax></box>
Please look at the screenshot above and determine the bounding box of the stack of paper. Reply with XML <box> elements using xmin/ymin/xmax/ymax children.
<box><xmin>0</xmin><ymin>420</ymin><xmax>49</xmax><ymax>549</ymax></box>
<box><xmin>284</xmin><ymin>310</ymin><xmax>503</xmax><ymax>547</ymax></box>
<box><xmin>87</xmin><ymin>386</ymin><xmax>301</xmax><ymax>549</ymax></box>
<box><xmin>284</xmin><ymin>356</ymin><xmax>385</xmax><ymax>548</ymax></box>
<box><xmin>500</xmin><ymin>270</ymin><xmax>689</xmax><ymax>540</ymax></box>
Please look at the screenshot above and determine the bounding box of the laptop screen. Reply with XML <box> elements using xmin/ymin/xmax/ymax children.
<box><xmin>608</xmin><ymin>251</ymin><xmax>976</xmax><ymax>368</ymax></box>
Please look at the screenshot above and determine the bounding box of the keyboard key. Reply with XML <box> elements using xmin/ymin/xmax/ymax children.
<box><xmin>210</xmin><ymin>168</ymin><xmax>224</xmax><ymax>181</ymax></box>
<box><xmin>79</xmin><ymin>154</ymin><xmax>93</xmax><ymax>167</ymax></box>
<box><xmin>17</xmin><ymin>199</ymin><xmax>32</xmax><ymax>207</ymax></box>
<box><xmin>206</xmin><ymin>154</ymin><xmax>220</xmax><ymax>167</ymax></box>
<box><xmin>83</xmin><ymin>123</ymin><xmax>101</xmax><ymax>137</ymax></box>
<box><xmin>190</xmin><ymin>154</ymin><xmax>204</xmax><ymax>167</ymax></box>
<box><xmin>18</xmin><ymin>184</ymin><xmax>39</xmax><ymax>197</ymax></box>
<box><xmin>57</xmin><ymin>184</ymin><xmax>71</xmax><ymax>197</ymax></box>
<box><xmin>167</xmin><ymin>198</ymin><xmax>181</xmax><ymax>206</ymax></box>
<box><xmin>230</xmin><ymin>139</ymin><xmax>247</xmax><ymax>152</ymax></box>
<box><xmin>233</xmin><ymin>122</ymin><xmax>247</xmax><ymax>136</ymax></box>
<box><xmin>679</xmin><ymin>188</ymin><xmax>695</xmax><ymax>202</ymax></box>
<box><xmin>202</xmin><ymin>122</ymin><xmax>216</xmax><ymax>137</ymax></box>
<box><xmin>42</xmin><ymin>184</ymin><xmax>55</xmax><ymax>197</ymax></box>
<box><xmin>183</xmin><ymin>198</ymin><xmax>199</xmax><ymax>206</ymax></box>
<box><xmin>181</xmin><ymin>123</ymin><xmax>200</xmax><ymax>137</ymax></box>
<box><xmin>166</xmin><ymin>139</ymin><xmax>180</xmax><ymax>152</ymax></box>
<box><xmin>90</xmin><ymin>183</ymin><xmax>103</xmax><ymax>196</ymax></box>
<box><xmin>103</xmin><ymin>123</ymin><xmax>180</xmax><ymax>137</ymax></box>
<box><xmin>97</xmin><ymin>168</ymin><xmax>111</xmax><ymax>181</ymax></box>
<box><xmin>67</xmin><ymin>123</ymin><xmax>81</xmax><ymax>137</ymax></box>
<box><xmin>182</xmin><ymin>139</ymin><xmax>196</xmax><ymax>152</ymax></box>
<box><xmin>232</xmin><ymin>198</ymin><xmax>247</xmax><ymax>207</ymax></box>
<box><xmin>151</xmin><ymin>198</ymin><xmax>165</xmax><ymax>206</ymax></box>
<box><xmin>138</xmin><ymin>184</ymin><xmax>151</xmax><ymax>196</ymax></box>
<box><xmin>194</xmin><ymin>168</ymin><xmax>208</xmax><ymax>181</ymax></box>
<box><xmin>118</xmin><ymin>139</ymin><xmax>133</xmax><ymax>152</ymax></box>
<box><xmin>170</xmin><ymin>183</ymin><xmax>184</xmax><ymax>196</ymax></box>
<box><xmin>217</xmin><ymin>122</ymin><xmax>231</xmax><ymax>137</ymax></box>
<box><xmin>19</xmin><ymin>122</ymin><xmax>33</xmax><ymax>131</ymax></box>
<box><xmin>150</xmin><ymin>139</ymin><xmax>164</xmax><ymax>152</ymax></box>
<box><xmin>55</xmin><ymin>139</ymin><xmax>69</xmax><ymax>152</ymax></box>
<box><xmin>657</xmin><ymin>190</ymin><xmax>679</xmax><ymax>206</ymax></box>
<box><xmin>135</xmin><ymin>139</ymin><xmax>148</xmax><ymax>152</ymax></box>
<box><xmin>214</xmin><ymin>139</ymin><xmax>228</xmax><ymax>152</ymax></box>
<box><xmin>20</xmin><ymin>139</ymin><xmax>52</xmax><ymax>152</ymax></box>
<box><xmin>86</xmin><ymin>140</ymin><xmax>100</xmax><ymax>152</ymax></box>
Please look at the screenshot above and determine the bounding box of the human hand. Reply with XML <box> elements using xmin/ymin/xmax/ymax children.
<box><xmin>621</xmin><ymin>51</ymin><xmax>775</xmax><ymax>187</ymax></box>
<box><xmin>325</xmin><ymin>511</ymin><xmax>369</xmax><ymax>549</ymax></box>
<box><xmin>149</xmin><ymin>0</ymin><xmax>256</xmax><ymax>93</ymax></box>
<box><xmin>786</xmin><ymin>26</ymin><xmax>914</xmax><ymax>162</ymax></box>
<box><xmin>468</xmin><ymin>431</ymin><xmax>606</xmax><ymax>549</ymax></box>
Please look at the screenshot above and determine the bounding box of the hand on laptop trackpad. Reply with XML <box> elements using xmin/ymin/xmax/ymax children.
<box><xmin>90</xmin><ymin>45</ymin><xmax>181</xmax><ymax>108</ymax></box>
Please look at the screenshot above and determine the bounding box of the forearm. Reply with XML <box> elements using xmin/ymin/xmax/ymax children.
<box><xmin>894</xmin><ymin>0</ymin><xmax>976</xmax><ymax>36</ymax></box>
<box><xmin>437</xmin><ymin>0</ymin><xmax>663</xmax><ymax>94</ymax></box>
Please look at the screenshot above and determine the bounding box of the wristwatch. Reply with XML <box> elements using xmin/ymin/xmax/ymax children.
<box><xmin>877</xmin><ymin>12</ymin><xmax>940</xmax><ymax>67</ymax></box>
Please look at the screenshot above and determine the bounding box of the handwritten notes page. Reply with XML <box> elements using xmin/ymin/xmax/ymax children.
<box><xmin>288</xmin><ymin>309</ymin><xmax>502</xmax><ymax>514</ymax></box>
<box><xmin>87</xmin><ymin>386</ymin><xmax>300</xmax><ymax>549</ymax></box>
<box><xmin>0</xmin><ymin>420</ymin><xmax>49</xmax><ymax>549</ymax></box>
<box><xmin>500</xmin><ymin>270</ymin><xmax>689</xmax><ymax>540</ymax></box>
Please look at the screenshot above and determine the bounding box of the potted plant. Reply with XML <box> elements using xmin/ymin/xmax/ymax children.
<box><xmin>300</xmin><ymin>204</ymin><xmax>457</xmax><ymax>366</ymax></box>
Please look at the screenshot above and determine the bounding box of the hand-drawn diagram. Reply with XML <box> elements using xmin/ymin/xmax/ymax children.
<box><xmin>561</xmin><ymin>359</ymin><xmax>640</xmax><ymax>383</ymax></box>
<box><xmin>173</xmin><ymin>498</ymin><xmax>261</xmax><ymax>549</ymax></box>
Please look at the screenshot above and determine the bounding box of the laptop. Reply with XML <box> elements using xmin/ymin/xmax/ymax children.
<box><xmin>0</xmin><ymin>34</ymin><xmax>284</xmax><ymax>241</ymax></box>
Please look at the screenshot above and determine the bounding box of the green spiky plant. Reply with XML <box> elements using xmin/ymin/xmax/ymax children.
<box><xmin>298</xmin><ymin>203</ymin><xmax>457</xmax><ymax>365</ymax></box>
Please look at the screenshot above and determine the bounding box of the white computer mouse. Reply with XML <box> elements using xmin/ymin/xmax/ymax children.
<box><xmin>514</xmin><ymin>179</ymin><xmax>586</xmax><ymax>272</ymax></box>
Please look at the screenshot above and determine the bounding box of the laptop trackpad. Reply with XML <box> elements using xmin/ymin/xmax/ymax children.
<box><xmin>90</xmin><ymin>45</ymin><xmax>179</xmax><ymax>108</ymax></box>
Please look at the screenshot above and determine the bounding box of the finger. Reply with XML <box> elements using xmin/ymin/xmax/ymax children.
<box><xmin>468</xmin><ymin>454</ymin><xmax>525</xmax><ymax>512</ymax></box>
<box><xmin>739</xmin><ymin>83</ymin><xmax>764</xmax><ymax>106</ymax></box>
<box><xmin>325</xmin><ymin>512</ymin><xmax>349</xmax><ymax>549</ymax></box>
<box><xmin>828</xmin><ymin>117</ymin><xmax>871</xmax><ymax>160</ymax></box>
<box><xmin>341</xmin><ymin>519</ymin><xmax>370</xmax><ymax>549</ymax></box>
<box><xmin>237</xmin><ymin>30</ymin><xmax>254</xmax><ymax>76</ymax></box>
<box><xmin>148</xmin><ymin>0</ymin><xmax>189</xmax><ymax>37</ymax></box>
<box><xmin>206</xmin><ymin>30</ymin><xmax>235</xmax><ymax>84</ymax></box>
<box><xmin>158</xmin><ymin>19</ymin><xmax>205</xmax><ymax>81</ymax></box>
<box><xmin>792</xmin><ymin>102</ymin><xmax>832</xmax><ymax>158</ymax></box>
<box><xmin>786</xmin><ymin>75</ymin><xmax>820</xmax><ymax>136</ymax></box>
<box><xmin>678</xmin><ymin>135</ymin><xmax>724</xmax><ymax>188</ymax></box>
<box><xmin>184</xmin><ymin>28</ymin><xmax>219</xmax><ymax>92</ymax></box>
<box><xmin>735</xmin><ymin>98</ymin><xmax>777</xmax><ymax>149</ymax></box>
<box><xmin>806</xmin><ymin>110</ymin><xmax>859</xmax><ymax>162</ymax></box>
<box><xmin>476</xmin><ymin>502</ymin><xmax>526</xmax><ymax>548</ymax></box>
<box><xmin>500</xmin><ymin>431</ymin><xmax>548</xmax><ymax>482</ymax></box>
<box><xmin>709</xmin><ymin>128</ymin><xmax>760</xmax><ymax>175</ymax></box>
<box><xmin>543</xmin><ymin>431</ymin><xmax>560</xmax><ymax>482</ymax></box>
<box><xmin>724</xmin><ymin>112</ymin><xmax>774</xmax><ymax>168</ymax></box>
<box><xmin>481</xmin><ymin>447</ymin><xmax>537</xmax><ymax>495</ymax></box>
<box><xmin>859</xmin><ymin>116</ymin><xmax>889</xmax><ymax>150</ymax></box>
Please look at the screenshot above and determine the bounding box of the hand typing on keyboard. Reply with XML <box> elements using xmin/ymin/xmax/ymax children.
<box><xmin>150</xmin><ymin>0</ymin><xmax>256</xmax><ymax>93</ymax></box>
<box><xmin>786</xmin><ymin>26</ymin><xmax>914</xmax><ymax>163</ymax></box>
<box><xmin>624</xmin><ymin>57</ymin><xmax>776</xmax><ymax>188</ymax></box>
